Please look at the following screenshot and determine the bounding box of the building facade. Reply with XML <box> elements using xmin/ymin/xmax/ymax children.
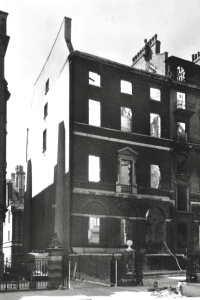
<box><xmin>0</xmin><ymin>10</ymin><xmax>10</xmax><ymax>278</ymax></box>
<box><xmin>24</xmin><ymin>18</ymin><xmax>200</xmax><ymax>268</ymax></box>
<box><xmin>3</xmin><ymin>166</ymin><xmax>25</xmax><ymax>265</ymax></box>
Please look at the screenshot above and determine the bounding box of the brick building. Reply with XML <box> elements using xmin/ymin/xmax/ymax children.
<box><xmin>24</xmin><ymin>18</ymin><xmax>200</xmax><ymax>269</ymax></box>
<box><xmin>0</xmin><ymin>10</ymin><xmax>10</xmax><ymax>278</ymax></box>
<box><xmin>3</xmin><ymin>166</ymin><xmax>25</xmax><ymax>266</ymax></box>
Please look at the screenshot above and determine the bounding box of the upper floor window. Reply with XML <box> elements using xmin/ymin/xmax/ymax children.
<box><xmin>177</xmin><ymin>154</ymin><xmax>187</xmax><ymax>175</ymax></box>
<box><xmin>150</xmin><ymin>87</ymin><xmax>161</xmax><ymax>101</ymax></box>
<box><xmin>88</xmin><ymin>217</ymin><xmax>100</xmax><ymax>244</ymax></box>
<box><xmin>121</xmin><ymin>219</ymin><xmax>131</xmax><ymax>244</ymax></box>
<box><xmin>88</xmin><ymin>155</ymin><xmax>100</xmax><ymax>182</ymax></box>
<box><xmin>151</xmin><ymin>165</ymin><xmax>161</xmax><ymax>189</ymax></box>
<box><xmin>44</xmin><ymin>103</ymin><xmax>48</xmax><ymax>119</ymax></box>
<box><xmin>116</xmin><ymin>147</ymin><xmax>138</xmax><ymax>194</ymax></box>
<box><xmin>89</xmin><ymin>100</ymin><xmax>101</xmax><ymax>127</ymax></box>
<box><xmin>8</xmin><ymin>210</ymin><xmax>10</xmax><ymax>223</ymax></box>
<box><xmin>150</xmin><ymin>113</ymin><xmax>161</xmax><ymax>138</ymax></box>
<box><xmin>177</xmin><ymin>66</ymin><xmax>185</xmax><ymax>82</ymax></box>
<box><xmin>177</xmin><ymin>122</ymin><xmax>186</xmax><ymax>138</ymax></box>
<box><xmin>121</xmin><ymin>107</ymin><xmax>132</xmax><ymax>132</ymax></box>
<box><xmin>89</xmin><ymin>72</ymin><xmax>101</xmax><ymax>87</ymax></box>
<box><xmin>177</xmin><ymin>92</ymin><xmax>185</xmax><ymax>109</ymax></box>
<box><xmin>121</xmin><ymin>80</ymin><xmax>132</xmax><ymax>95</ymax></box>
<box><xmin>43</xmin><ymin>129</ymin><xmax>47</xmax><ymax>152</ymax></box>
<box><xmin>45</xmin><ymin>79</ymin><xmax>49</xmax><ymax>94</ymax></box>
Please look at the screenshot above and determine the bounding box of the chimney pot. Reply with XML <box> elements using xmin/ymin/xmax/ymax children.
<box><xmin>192</xmin><ymin>54</ymin><xmax>195</xmax><ymax>61</ymax></box>
<box><xmin>198</xmin><ymin>52</ymin><xmax>200</xmax><ymax>57</ymax></box>
<box><xmin>0</xmin><ymin>11</ymin><xmax>8</xmax><ymax>35</ymax></box>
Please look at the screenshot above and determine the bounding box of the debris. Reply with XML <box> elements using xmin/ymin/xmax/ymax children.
<box><xmin>151</xmin><ymin>286</ymin><xmax>180</xmax><ymax>298</ymax></box>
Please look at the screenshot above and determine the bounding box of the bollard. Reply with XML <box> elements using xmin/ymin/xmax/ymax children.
<box><xmin>68</xmin><ymin>261</ymin><xmax>71</xmax><ymax>289</ymax></box>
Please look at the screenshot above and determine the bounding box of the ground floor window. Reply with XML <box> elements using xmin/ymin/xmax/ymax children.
<box><xmin>88</xmin><ymin>217</ymin><xmax>100</xmax><ymax>244</ymax></box>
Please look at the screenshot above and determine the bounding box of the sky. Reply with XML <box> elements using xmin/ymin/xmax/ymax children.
<box><xmin>1</xmin><ymin>0</ymin><xmax>200</xmax><ymax>178</ymax></box>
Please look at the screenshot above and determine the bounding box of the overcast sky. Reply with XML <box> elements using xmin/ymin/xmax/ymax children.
<box><xmin>1</xmin><ymin>0</ymin><xmax>200</xmax><ymax>177</ymax></box>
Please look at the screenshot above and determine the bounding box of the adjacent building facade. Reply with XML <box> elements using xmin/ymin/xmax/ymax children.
<box><xmin>24</xmin><ymin>18</ymin><xmax>200</xmax><ymax>267</ymax></box>
<box><xmin>0</xmin><ymin>10</ymin><xmax>10</xmax><ymax>278</ymax></box>
<box><xmin>3</xmin><ymin>166</ymin><xmax>25</xmax><ymax>265</ymax></box>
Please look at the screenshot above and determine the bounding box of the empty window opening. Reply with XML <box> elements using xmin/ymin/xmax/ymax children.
<box><xmin>89</xmin><ymin>72</ymin><xmax>101</xmax><ymax>87</ymax></box>
<box><xmin>8</xmin><ymin>210</ymin><xmax>10</xmax><ymax>223</ymax></box>
<box><xmin>177</xmin><ymin>92</ymin><xmax>185</xmax><ymax>109</ymax></box>
<box><xmin>121</xmin><ymin>219</ymin><xmax>131</xmax><ymax>244</ymax></box>
<box><xmin>177</xmin><ymin>154</ymin><xmax>187</xmax><ymax>175</ymax></box>
<box><xmin>89</xmin><ymin>100</ymin><xmax>101</xmax><ymax>127</ymax></box>
<box><xmin>177</xmin><ymin>66</ymin><xmax>185</xmax><ymax>82</ymax></box>
<box><xmin>88</xmin><ymin>155</ymin><xmax>100</xmax><ymax>182</ymax></box>
<box><xmin>151</xmin><ymin>165</ymin><xmax>161</xmax><ymax>189</ymax></box>
<box><xmin>8</xmin><ymin>230</ymin><xmax>10</xmax><ymax>241</ymax></box>
<box><xmin>88</xmin><ymin>217</ymin><xmax>100</xmax><ymax>244</ymax></box>
<box><xmin>177</xmin><ymin>122</ymin><xmax>186</xmax><ymax>138</ymax></box>
<box><xmin>121</xmin><ymin>80</ymin><xmax>132</xmax><ymax>94</ymax></box>
<box><xmin>45</xmin><ymin>79</ymin><xmax>49</xmax><ymax>94</ymax></box>
<box><xmin>121</xmin><ymin>107</ymin><xmax>132</xmax><ymax>132</ymax></box>
<box><xmin>44</xmin><ymin>103</ymin><xmax>48</xmax><ymax>118</ymax></box>
<box><xmin>43</xmin><ymin>129</ymin><xmax>47</xmax><ymax>152</ymax></box>
<box><xmin>121</xmin><ymin>160</ymin><xmax>132</xmax><ymax>185</ymax></box>
<box><xmin>177</xmin><ymin>223</ymin><xmax>187</xmax><ymax>250</ymax></box>
<box><xmin>150</xmin><ymin>88</ymin><xmax>161</xmax><ymax>101</ymax></box>
<box><xmin>146</xmin><ymin>208</ymin><xmax>165</xmax><ymax>247</ymax></box>
<box><xmin>177</xmin><ymin>185</ymin><xmax>188</xmax><ymax>211</ymax></box>
<box><xmin>150</xmin><ymin>113</ymin><xmax>161</xmax><ymax>137</ymax></box>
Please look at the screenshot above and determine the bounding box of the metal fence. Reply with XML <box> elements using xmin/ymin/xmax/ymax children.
<box><xmin>1</xmin><ymin>259</ymin><xmax>49</xmax><ymax>290</ymax></box>
<box><xmin>186</xmin><ymin>253</ymin><xmax>200</xmax><ymax>282</ymax></box>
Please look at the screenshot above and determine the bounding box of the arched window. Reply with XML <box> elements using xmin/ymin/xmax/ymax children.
<box><xmin>146</xmin><ymin>208</ymin><xmax>165</xmax><ymax>249</ymax></box>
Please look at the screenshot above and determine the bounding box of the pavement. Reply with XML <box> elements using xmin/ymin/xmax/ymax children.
<box><xmin>0</xmin><ymin>276</ymin><xmax>187</xmax><ymax>300</ymax></box>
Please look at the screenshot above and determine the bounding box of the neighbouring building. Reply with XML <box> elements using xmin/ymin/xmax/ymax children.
<box><xmin>3</xmin><ymin>166</ymin><xmax>25</xmax><ymax>266</ymax></box>
<box><xmin>0</xmin><ymin>10</ymin><xmax>10</xmax><ymax>278</ymax></box>
<box><xmin>24</xmin><ymin>17</ymin><xmax>200</xmax><ymax>270</ymax></box>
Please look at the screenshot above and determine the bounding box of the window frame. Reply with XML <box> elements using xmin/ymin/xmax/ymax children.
<box><xmin>89</xmin><ymin>71</ymin><xmax>101</xmax><ymax>87</ymax></box>
<box><xmin>150</xmin><ymin>113</ymin><xmax>161</xmax><ymax>138</ymax></box>
<box><xmin>150</xmin><ymin>87</ymin><xmax>161</xmax><ymax>102</ymax></box>
<box><xmin>88</xmin><ymin>216</ymin><xmax>100</xmax><ymax>244</ymax></box>
<box><xmin>88</xmin><ymin>99</ymin><xmax>101</xmax><ymax>127</ymax></box>
<box><xmin>44</xmin><ymin>103</ymin><xmax>48</xmax><ymax>119</ymax></box>
<box><xmin>176</xmin><ymin>153</ymin><xmax>188</xmax><ymax>175</ymax></box>
<box><xmin>150</xmin><ymin>164</ymin><xmax>161</xmax><ymax>189</ymax></box>
<box><xmin>43</xmin><ymin>129</ymin><xmax>47</xmax><ymax>152</ymax></box>
<box><xmin>45</xmin><ymin>79</ymin><xmax>49</xmax><ymax>95</ymax></box>
<box><xmin>121</xmin><ymin>218</ymin><xmax>132</xmax><ymax>245</ymax></box>
<box><xmin>121</xmin><ymin>107</ymin><xmax>132</xmax><ymax>133</ymax></box>
<box><xmin>88</xmin><ymin>155</ymin><xmax>101</xmax><ymax>182</ymax></box>
<box><xmin>177</xmin><ymin>92</ymin><xmax>186</xmax><ymax>109</ymax></box>
<box><xmin>120</xmin><ymin>80</ymin><xmax>132</xmax><ymax>95</ymax></box>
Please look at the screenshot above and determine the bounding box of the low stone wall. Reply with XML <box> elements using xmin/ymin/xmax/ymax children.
<box><xmin>69</xmin><ymin>253</ymin><xmax>121</xmax><ymax>285</ymax></box>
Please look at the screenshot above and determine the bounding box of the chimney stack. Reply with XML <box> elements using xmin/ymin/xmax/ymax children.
<box><xmin>15</xmin><ymin>165</ymin><xmax>25</xmax><ymax>198</ymax></box>
<box><xmin>0</xmin><ymin>10</ymin><xmax>8</xmax><ymax>36</ymax></box>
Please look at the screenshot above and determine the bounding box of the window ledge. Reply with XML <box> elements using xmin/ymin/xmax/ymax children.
<box><xmin>116</xmin><ymin>184</ymin><xmax>137</xmax><ymax>194</ymax></box>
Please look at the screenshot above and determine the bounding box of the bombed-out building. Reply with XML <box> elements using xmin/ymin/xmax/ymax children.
<box><xmin>24</xmin><ymin>17</ymin><xmax>200</xmax><ymax>270</ymax></box>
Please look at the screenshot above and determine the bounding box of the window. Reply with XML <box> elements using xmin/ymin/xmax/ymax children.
<box><xmin>121</xmin><ymin>107</ymin><xmax>132</xmax><ymax>132</ymax></box>
<box><xmin>117</xmin><ymin>147</ymin><xmax>138</xmax><ymax>194</ymax></box>
<box><xmin>151</xmin><ymin>165</ymin><xmax>161</xmax><ymax>189</ymax></box>
<box><xmin>8</xmin><ymin>210</ymin><xmax>10</xmax><ymax>223</ymax></box>
<box><xmin>177</xmin><ymin>122</ymin><xmax>186</xmax><ymax>138</ymax></box>
<box><xmin>45</xmin><ymin>79</ymin><xmax>49</xmax><ymax>94</ymax></box>
<box><xmin>150</xmin><ymin>87</ymin><xmax>161</xmax><ymax>101</ymax></box>
<box><xmin>8</xmin><ymin>231</ymin><xmax>10</xmax><ymax>241</ymax></box>
<box><xmin>44</xmin><ymin>103</ymin><xmax>48</xmax><ymax>118</ymax></box>
<box><xmin>88</xmin><ymin>155</ymin><xmax>100</xmax><ymax>182</ymax></box>
<box><xmin>121</xmin><ymin>219</ymin><xmax>131</xmax><ymax>244</ymax></box>
<box><xmin>177</xmin><ymin>154</ymin><xmax>187</xmax><ymax>175</ymax></box>
<box><xmin>177</xmin><ymin>66</ymin><xmax>185</xmax><ymax>82</ymax></box>
<box><xmin>89</xmin><ymin>72</ymin><xmax>101</xmax><ymax>87</ymax></box>
<box><xmin>88</xmin><ymin>217</ymin><xmax>100</xmax><ymax>244</ymax></box>
<box><xmin>177</xmin><ymin>185</ymin><xmax>188</xmax><ymax>211</ymax></box>
<box><xmin>89</xmin><ymin>100</ymin><xmax>101</xmax><ymax>127</ymax></box>
<box><xmin>121</xmin><ymin>160</ymin><xmax>132</xmax><ymax>185</ymax></box>
<box><xmin>43</xmin><ymin>129</ymin><xmax>47</xmax><ymax>152</ymax></box>
<box><xmin>121</xmin><ymin>80</ymin><xmax>132</xmax><ymax>94</ymax></box>
<box><xmin>177</xmin><ymin>92</ymin><xmax>185</xmax><ymax>109</ymax></box>
<box><xmin>150</xmin><ymin>113</ymin><xmax>161</xmax><ymax>137</ymax></box>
